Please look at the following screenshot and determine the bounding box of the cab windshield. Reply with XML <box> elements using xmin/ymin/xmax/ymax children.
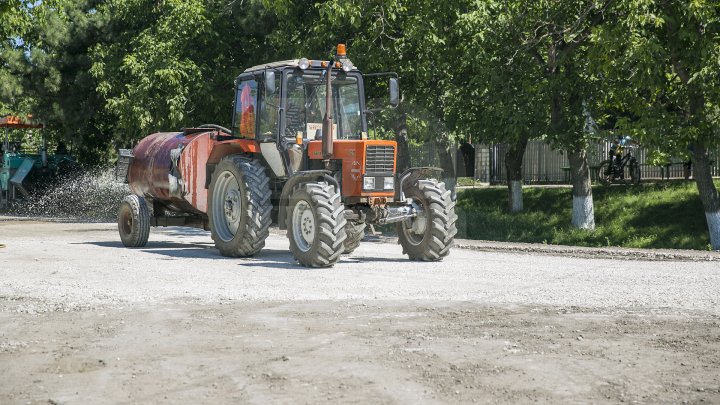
<box><xmin>285</xmin><ymin>71</ymin><xmax>363</xmax><ymax>140</ymax></box>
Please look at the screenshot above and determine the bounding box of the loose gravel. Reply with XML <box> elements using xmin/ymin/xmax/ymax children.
<box><xmin>1</xmin><ymin>219</ymin><xmax>718</xmax><ymax>314</ymax></box>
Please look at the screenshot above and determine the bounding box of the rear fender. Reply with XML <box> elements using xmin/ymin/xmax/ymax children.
<box><xmin>180</xmin><ymin>133</ymin><xmax>259</xmax><ymax>214</ymax></box>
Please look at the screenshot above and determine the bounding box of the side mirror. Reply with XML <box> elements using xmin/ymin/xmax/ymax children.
<box><xmin>265</xmin><ymin>71</ymin><xmax>276</xmax><ymax>95</ymax></box>
<box><xmin>389</xmin><ymin>78</ymin><xmax>400</xmax><ymax>108</ymax></box>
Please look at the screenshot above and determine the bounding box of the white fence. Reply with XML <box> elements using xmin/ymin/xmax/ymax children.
<box><xmin>408</xmin><ymin>140</ymin><xmax>719</xmax><ymax>184</ymax></box>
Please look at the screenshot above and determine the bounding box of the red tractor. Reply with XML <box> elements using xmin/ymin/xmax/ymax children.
<box><xmin>117</xmin><ymin>45</ymin><xmax>456</xmax><ymax>267</ymax></box>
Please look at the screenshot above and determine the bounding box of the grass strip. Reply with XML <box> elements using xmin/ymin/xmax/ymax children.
<box><xmin>456</xmin><ymin>181</ymin><xmax>717</xmax><ymax>250</ymax></box>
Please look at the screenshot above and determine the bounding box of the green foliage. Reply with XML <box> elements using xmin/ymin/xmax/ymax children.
<box><xmin>592</xmin><ymin>0</ymin><xmax>720</xmax><ymax>152</ymax></box>
<box><xmin>456</xmin><ymin>182</ymin><xmax>713</xmax><ymax>250</ymax></box>
<box><xmin>1</xmin><ymin>0</ymin><xmax>718</xmax><ymax>174</ymax></box>
<box><xmin>91</xmin><ymin>0</ymin><xmax>212</xmax><ymax>141</ymax></box>
<box><xmin>1</xmin><ymin>0</ymin><xmax>284</xmax><ymax>164</ymax></box>
<box><xmin>0</xmin><ymin>0</ymin><xmax>32</xmax><ymax>115</ymax></box>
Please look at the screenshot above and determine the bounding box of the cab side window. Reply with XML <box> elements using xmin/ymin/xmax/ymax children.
<box><xmin>259</xmin><ymin>75</ymin><xmax>281</xmax><ymax>138</ymax></box>
<box><xmin>234</xmin><ymin>80</ymin><xmax>258</xmax><ymax>139</ymax></box>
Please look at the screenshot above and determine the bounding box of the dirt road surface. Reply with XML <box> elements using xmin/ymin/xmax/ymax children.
<box><xmin>1</xmin><ymin>218</ymin><xmax>719</xmax><ymax>404</ymax></box>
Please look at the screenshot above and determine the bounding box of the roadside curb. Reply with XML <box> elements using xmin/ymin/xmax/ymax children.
<box><xmin>364</xmin><ymin>233</ymin><xmax>720</xmax><ymax>262</ymax></box>
<box><xmin>452</xmin><ymin>240</ymin><xmax>720</xmax><ymax>262</ymax></box>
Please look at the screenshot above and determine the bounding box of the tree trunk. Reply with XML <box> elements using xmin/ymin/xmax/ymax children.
<box><xmin>505</xmin><ymin>135</ymin><xmax>529</xmax><ymax>213</ymax></box>
<box><xmin>692</xmin><ymin>142</ymin><xmax>720</xmax><ymax>250</ymax></box>
<box><xmin>568</xmin><ymin>148</ymin><xmax>595</xmax><ymax>230</ymax></box>
<box><xmin>394</xmin><ymin>112</ymin><xmax>411</xmax><ymax>174</ymax></box>
<box><xmin>436</xmin><ymin>138</ymin><xmax>457</xmax><ymax>197</ymax></box>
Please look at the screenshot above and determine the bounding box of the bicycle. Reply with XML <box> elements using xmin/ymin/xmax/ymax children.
<box><xmin>598</xmin><ymin>145</ymin><xmax>641</xmax><ymax>186</ymax></box>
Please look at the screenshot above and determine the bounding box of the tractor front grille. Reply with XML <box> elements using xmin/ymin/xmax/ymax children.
<box><xmin>365</xmin><ymin>145</ymin><xmax>395</xmax><ymax>174</ymax></box>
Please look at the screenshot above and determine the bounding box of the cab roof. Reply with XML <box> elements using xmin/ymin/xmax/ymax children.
<box><xmin>243</xmin><ymin>59</ymin><xmax>359</xmax><ymax>74</ymax></box>
<box><xmin>243</xmin><ymin>60</ymin><xmax>303</xmax><ymax>73</ymax></box>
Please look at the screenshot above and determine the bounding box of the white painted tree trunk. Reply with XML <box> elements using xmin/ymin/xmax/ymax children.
<box><xmin>568</xmin><ymin>149</ymin><xmax>595</xmax><ymax>231</ymax></box>
<box><xmin>571</xmin><ymin>195</ymin><xmax>595</xmax><ymax>230</ymax></box>
<box><xmin>510</xmin><ymin>180</ymin><xmax>523</xmax><ymax>213</ymax></box>
<box><xmin>691</xmin><ymin>143</ymin><xmax>720</xmax><ymax>250</ymax></box>
<box><xmin>706</xmin><ymin>210</ymin><xmax>720</xmax><ymax>250</ymax></box>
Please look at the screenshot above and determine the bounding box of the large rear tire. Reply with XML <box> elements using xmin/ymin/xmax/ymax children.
<box><xmin>118</xmin><ymin>194</ymin><xmax>150</xmax><ymax>247</ymax></box>
<box><xmin>287</xmin><ymin>182</ymin><xmax>347</xmax><ymax>267</ymax></box>
<box><xmin>208</xmin><ymin>155</ymin><xmax>272</xmax><ymax>257</ymax></box>
<box><xmin>397</xmin><ymin>179</ymin><xmax>457</xmax><ymax>261</ymax></box>
<box><xmin>598</xmin><ymin>160</ymin><xmax>613</xmax><ymax>186</ymax></box>
<box><xmin>343</xmin><ymin>221</ymin><xmax>366</xmax><ymax>254</ymax></box>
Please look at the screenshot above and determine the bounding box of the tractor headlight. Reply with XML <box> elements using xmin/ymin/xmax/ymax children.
<box><xmin>383</xmin><ymin>177</ymin><xmax>394</xmax><ymax>190</ymax></box>
<box><xmin>298</xmin><ymin>58</ymin><xmax>310</xmax><ymax>70</ymax></box>
<box><xmin>342</xmin><ymin>60</ymin><xmax>354</xmax><ymax>72</ymax></box>
<box><xmin>363</xmin><ymin>176</ymin><xmax>375</xmax><ymax>190</ymax></box>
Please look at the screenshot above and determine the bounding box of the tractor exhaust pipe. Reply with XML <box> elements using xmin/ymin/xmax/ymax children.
<box><xmin>322</xmin><ymin>61</ymin><xmax>333</xmax><ymax>160</ymax></box>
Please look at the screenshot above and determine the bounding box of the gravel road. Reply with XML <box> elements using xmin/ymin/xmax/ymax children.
<box><xmin>1</xmin><ymin>218</ymin><xmax>719</xmax><ymax>404</ymax></box>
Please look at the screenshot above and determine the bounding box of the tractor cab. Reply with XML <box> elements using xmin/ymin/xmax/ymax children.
<box><xmin>231</xmin><ymin>45</ymin><xmax>400</xmax><ymax>200</ymax></box>
<box><xmin>232</xmin><ymin>45</ymin><xmax>383</xmax><ymax>141</ymax></box>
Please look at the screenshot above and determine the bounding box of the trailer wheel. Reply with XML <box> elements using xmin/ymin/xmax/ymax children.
<box><xmin>343</xmin><ymin>221</ymin><xmax>365</xmax><ymax>254</ymax></box>
<box><xmin>287</xmin><ymin>182</ymin><xmax>347</xmax><ymax>267</ymax></box>
<box><xmin>208</xmin><ymin>156</ymin><xmax>272</xmax><ymax>257</ymax></box>
<box><xmin>118</xmin><ymin>194</ymin><xmax>150</xmax><ymax>247</ymax></box>
<box><xmin>397</xmin><ymin>179</ymin><xmax>457</xmax><ymax>261</ymax></box>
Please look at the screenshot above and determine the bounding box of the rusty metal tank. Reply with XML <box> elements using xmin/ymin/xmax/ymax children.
<box><xmin>127</xmin><ymin>131</ymin><xmax>195</xmax><ymax>213</ymax></box>
<box><xmin>125</xmin><ymin>129</ymin><xmax>261</xmax><ymax>215</ymax></box>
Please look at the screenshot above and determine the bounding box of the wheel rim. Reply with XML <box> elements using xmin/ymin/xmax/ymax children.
<box><xmin>292</xmin><ymin>200</ymin><xmax>315</xmax><ymax>252</ymax></box>
<box><xmin>212</xmin><ymin>170</ymin><xmax>242</xmax><ymax>242</ymax></box>
<box><xmin>119</xmin><ymin>204</ymin><xmax>133</xmax><ymax>236</ymax></box>
<box><xmin>401</xmin><ymin>201</ymin><xmax>427</xmax><ymax>246</ymax></box>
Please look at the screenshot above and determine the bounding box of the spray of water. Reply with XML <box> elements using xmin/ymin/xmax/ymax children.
<box><xmin>7</xmin><ymin>168</ymin><xmax>130</xmax><ymax>222</ymax></box>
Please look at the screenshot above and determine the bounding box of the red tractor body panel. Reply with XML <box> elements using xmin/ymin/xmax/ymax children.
<box><xmin>307</xmin><ymin>139</ymin><xmax>396</xmax><ymax>198</ymax></box>
<box><xmin>179</xmin><ymin>133</ymin><xmax>259</xmax><ymax>213</ymax></box>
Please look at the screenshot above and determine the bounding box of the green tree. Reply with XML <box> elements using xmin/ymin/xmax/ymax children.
<box><xmin>91</xmin><ymin>0</ymin><xmax>214</xmax><ymax>145</ymax></box>
<box><xmin>90</xmin><ymin>0</ymin><xmax>281</xmax><ymax>149</ymax></box>
<box><xmin>505</xmin><ymin>1</ymin><xmax>612</xmax><ymax>229</ymax></box>
<box><xmin>20</xmin><ymin>0</ymin><xmax>117</xmax><ymax>165</ymax></box>
<box><xmin>594</xmin><ymin>0</ymin><xmax>720</xmax><ymax>249</ymax></box>
<box><xmin>0</xmin><ymin>0</ymin><xmax>33</xmax><ymax>116</ymax></box>
<box><xmin>452</xmin><ymin>2</ymin><xmax>548</xmax><ymax>212</ymax></box>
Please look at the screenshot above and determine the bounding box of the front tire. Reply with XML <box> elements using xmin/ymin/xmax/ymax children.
<box><xmin>343</xmin><ymin>221</ymin><xmax>366</xmax><ymax>254</ymax></box>
<box><xmin>287</xmin><ymin>182</ymin><xmax>347</xmax><ymax>267</ymax></box>
<box><xmin>118</xmin><ymin>194</ymin><xmax>150</xmax><ymax>247</ymax></box>
<box><xmin>208</xmin><ymin>155</ymin><xmax>272</xmax><ymax>257</ymax></box>
<box><xmin>397</xmin><ymin>179</ymin><xmax>457</xmax><ymax>261</ymax></box>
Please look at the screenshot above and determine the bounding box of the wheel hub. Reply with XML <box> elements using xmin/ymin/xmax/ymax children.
<box><xmin>402</xmin><ymin>201</ymin><xmax>427</xmax><ymax>246</ymax></box>
<box><xmin>211</xmin><ymin>170</ymin><xmax>242</xmax><ymax>242</ymax></box>
<box><xmin>410</xmin><ymin>212</ymin><xmax>427</xmax><ymax>235</ymax></box>
<box><xmin>120</xmin><ymin>206</ymin><xmax>133</xmax><ymax>235</ymax></box>
<box><xmin>224</xmin><ymin>189</ymin><xmax>241</xmax><ymax>224</ymax></box>
<box><xmin>292</xmin><ymin>200</ymin><xmax>315</xmax><ymax>252</ymax></box>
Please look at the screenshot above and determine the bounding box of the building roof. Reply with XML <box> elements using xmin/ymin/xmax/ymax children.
<box><xmin>0</xmin><ymin>116</ymin><xmax>43</xmax><ymax>129</ymax></box>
